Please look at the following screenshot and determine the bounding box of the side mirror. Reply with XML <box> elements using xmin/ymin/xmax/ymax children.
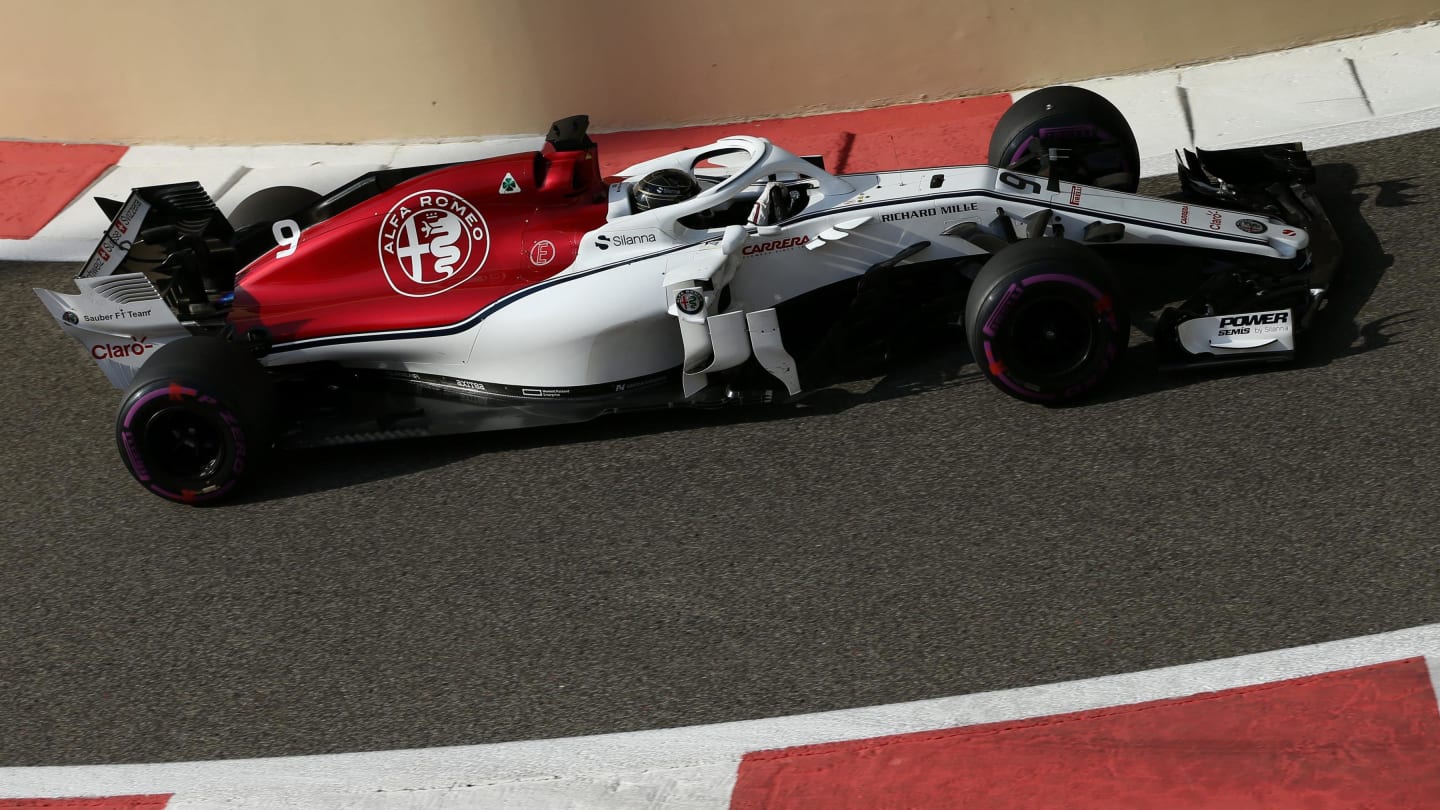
<box><xmin>754</xmin><ymin>224</ymin><xmax>782</xmax><ymax>237</ymax></box>
<box><xmin>720</xmin><ymin>224</ymin><xmax>747</xmax><ymax>256</ymax></box>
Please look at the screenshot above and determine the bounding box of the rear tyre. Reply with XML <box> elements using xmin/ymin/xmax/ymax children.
<box><xmin>988</xmin><ymin>86</ymin><xmax>1141</xmax><ymax>192</ymax></box>
<box><xmin>965</xmin><ymin>239</ymin><xmax>1128</xmax><ymax>404</ymax></box>
<box><xmin>115</xmin><ymin>337</ymin><xmax>276</xmax><ymax>505</ymax></box>
<box><xmin>228</xmin><ymin>185</ymin><xmax>321</xmax><ymax>230</ymax></box>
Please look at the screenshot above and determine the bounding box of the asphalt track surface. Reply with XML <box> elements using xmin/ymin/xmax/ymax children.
<box><xmin>2</xmin><ymin>131</ymin><xmax>1439</xmax><ymax>767</ymax></box>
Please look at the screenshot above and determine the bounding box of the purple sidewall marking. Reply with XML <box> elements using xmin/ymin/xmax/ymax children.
<box><xmin>1011</xmin><ymin>126</ymin><xmax>1106</xmax><ymax>163</ymax></box>
<box><xmin>981</xmin><ymin>272</ymin><xmax>1119</xmax><ymax>402</ymax></box>
<box><xmin>1037</xmin><ymin>124</ymin><xmax>1104</xmax><ymax>139</ymax></box>
<box><xmin>1007</xmin><ymin>123</ymin><xmax>1133</xmax><ymax>181</ymax></box>
<box><xmin>150</xmin><ymin>479</ymin><xmax>236</xmax><ymax>504</ymax></box>
<box><xmin>1020</xmin><ymin>272</ymin><xmax>1103</xmax><ymax>299</ymax></box>
<box><xmin>1021</xmin><ymin>271</ymin><xmax>1121</xmax><ymax>333</ymax></box>
<box><xmin>149</xmin><ymin>484</ymin><xmax>184</xmax><ymax>501</ymax></box>
<box><xmin>983</xmin><ymin>339</ymin><xmax>1057</xmax><ymax>401</ymax></box>
<box><xmin>1012</xmin><ymin>135</ymin><xmax>1037</xmax><ymax>163</ymax></box>
<box><xmin>221</xmin><ymin>410</ymin><xmax>247</xmax><ymax>475</ymax></box>
<box><xmin>982</xmin><ymin>283</ymin><xmax>1023</xmax><ymax>338</ymax></box>
<box><xmin>124</xmin><ymin>382</ymin><xmax>245</xmax><ymax>498</ymax></box>
<box><xmin>195</xmin><ymin>393</ymin><xmax>248</xmax><ymax>474</ymax></box>
<box><xmin>120</xmin><ymin>429</ymin><xmax>149</xmax><ymax>482</ymax></box>
<box><xmin>122</xmin><ymin>389</ymin><xmax>171</xmax><ymax>429</ymax></box>
<box><xmin>119</xmin><ymin>388</ymin><xmax>178</xmax><ymax>482</ymax></box>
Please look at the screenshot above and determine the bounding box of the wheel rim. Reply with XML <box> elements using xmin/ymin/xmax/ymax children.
<box><xmin>143</xmin><ymin>405</ymin><xmax>226</xmax><ymax>480</ymax></box>
<box><xmin>1004</xmin><ymin>295</ymin><xmax>1098</xmax><ymax>380</ymax></box>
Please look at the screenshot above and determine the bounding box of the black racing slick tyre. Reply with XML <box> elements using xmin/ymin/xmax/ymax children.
<box><xmin>965</xmin><ymin>239</ymin><xmax>1128</xmax><ymax>404</ymax></box>
<box><xmin>115</xmin><ymin>337</ymin><xmax>276</xmax><ymax>505</ymax></box>
<box><xmin>227</xmin><ymin>185</ymin><xmax>322</xmax><ymax>230</ymax></box>
<box><xmin>987</xmin><ymin>86</ymin><xmax>1141</xmax><ymax>192</ymax></box>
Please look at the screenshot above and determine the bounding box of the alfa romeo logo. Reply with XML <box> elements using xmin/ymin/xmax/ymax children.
<box><xmin>378</xmin><ymin>190</ymin><xmax>490</xmax><ymax>297</ymax></box>
<box><xmin>675</xmin><ymin>288</ymin><xmax>705</xmax><ymax>315</ymax></box>
<box><xmin>1235</xmin><ymin>218</ymin><xmax>1268</xmax><ymax>235</ymax></box>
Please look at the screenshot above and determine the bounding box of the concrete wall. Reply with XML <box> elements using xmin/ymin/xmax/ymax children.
<box><xmin>3</xmin><ymin>0</ymin><xmax>1437</xmax><ymax>144</ymax></box>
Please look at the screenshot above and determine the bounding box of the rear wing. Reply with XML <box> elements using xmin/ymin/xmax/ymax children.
<box><xmin>77</xmin><ymin>182</ymin><xmax>235</xmax><ymax>282</ymax></box>
<box><xmin>37</xmin><ymin>182</ymin><xmax>234</xmax><ymax>389</ymax></box>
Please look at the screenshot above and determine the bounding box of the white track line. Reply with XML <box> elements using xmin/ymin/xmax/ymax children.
<box><xmin>3</xmin><ymin>623</ymin><xmax>1438</xmax><ymax>809</ymax></box>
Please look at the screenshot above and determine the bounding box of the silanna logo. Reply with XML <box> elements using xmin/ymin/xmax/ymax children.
<box><xmin>594</xmin><ymin>233</ymin><xmax>657</xmax><ymax>250</ymax></box>
<box><xmin>378</xmin><ymin>190</ymin><xmax>490</xmax><ymax>297</ymax></box>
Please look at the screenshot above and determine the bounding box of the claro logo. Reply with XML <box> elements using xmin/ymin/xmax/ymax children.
<box><xmin>91</xmin><ymin>337</ymin><xmax>155</xmax><ymax>360</ymax></box>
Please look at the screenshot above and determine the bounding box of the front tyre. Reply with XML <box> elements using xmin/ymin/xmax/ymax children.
<box><xmin>115</xmin><ymin>337</ymin><xmax>275</xmax><ymax>504</ymax></box>
<box><xmin>965</xmin><ymin>239</ymin><xmax>1128</xmax><ymax>404</ymax></box>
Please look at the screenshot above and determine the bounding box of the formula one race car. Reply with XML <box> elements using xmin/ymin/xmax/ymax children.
<box><xmin>35</xmin><ymin>86</ymin><xmax>1340</xmax><ymax>504</ymax></box>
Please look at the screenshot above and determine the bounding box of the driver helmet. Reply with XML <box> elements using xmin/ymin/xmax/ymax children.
<box><xmin>631</xmin><ymin>168</ymin><xmax>700</xmax><ymax>212</ymax></box>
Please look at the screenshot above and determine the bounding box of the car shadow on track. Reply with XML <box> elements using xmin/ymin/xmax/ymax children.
<box><xmin>1293</xmin><ymin>164</ymin><xmax>1415</xmax><ymax>367</ymax></box>
<box><xmin>236</xmin><ymin>340</ymin><xmax>988</xmax><ymax>504</ymax></box>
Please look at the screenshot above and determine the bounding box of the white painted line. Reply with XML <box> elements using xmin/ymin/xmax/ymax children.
<box><xmin>2</xmin><ymin>623</ymin><xmax>1438</xmax><ymax>809</ymax></box>
<box><xmin>0</xmin><ymin>237</ymin><xmax>97</xmax><ymax>263</ymax></box>
<box><xmin>1180</xmin><ymin>45</ymin><xmax>1371</xmax><ymax>148</ymax></box>
<box><xmin>1210</xmin><ymin>105</ymin><xmax>1440</xmax><ymax>153</ymax></box>
<box><xmin>122</xmin><ymin>143</ymin><xmax>400</xmax><ymax>169</ymax></box>
<box><xmin>1071</xmin><ymin>70</ymin><xmax>1192</xmax><ymax>159</ymax></box>
<box><xmin>1339</xmin><ymin>22</ymin><xmax>1440</xmax><ymax>117</ymax></box>
<box><xmin>1005</xmin><ymin>20</ymin><xmax>1440</xmax><ymax>176</ymax></box>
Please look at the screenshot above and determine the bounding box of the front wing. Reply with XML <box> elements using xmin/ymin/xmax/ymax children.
<box><xmin>1155</xmin><ymin>143</ymin><xmax>1341</xmax><ymax>368</ymax></box>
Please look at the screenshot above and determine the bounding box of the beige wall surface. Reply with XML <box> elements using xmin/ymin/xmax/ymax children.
<box><xmin>2</xmin><ymin>0</ymin><xmax>1437</xmax><ymax>144</ymax></box>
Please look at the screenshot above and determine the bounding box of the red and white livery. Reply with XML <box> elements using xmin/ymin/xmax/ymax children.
<box><xmin>35</xmin><ymin>88</ymin><xmax>1341</xmax><ymax>503</ymax></box>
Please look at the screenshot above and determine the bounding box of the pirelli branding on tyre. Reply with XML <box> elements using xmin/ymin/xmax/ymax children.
<box><xmin>965</xmin><ymin>239</ymin><xmax>1130</xmax><ymax>404</ymax></box>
